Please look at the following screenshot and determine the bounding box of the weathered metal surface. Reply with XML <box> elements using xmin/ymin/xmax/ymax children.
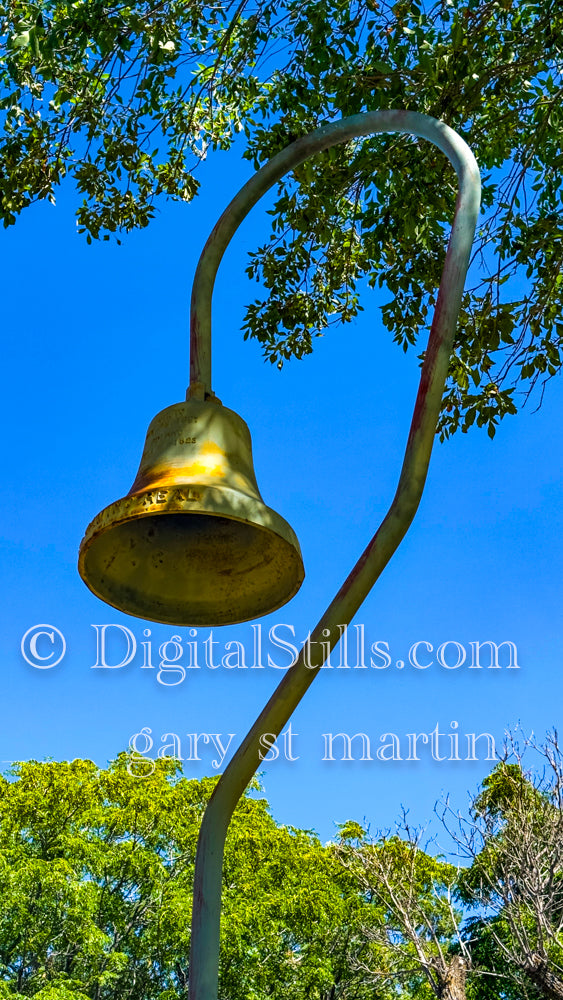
<box><xmin>187</xmin><ymin>111</ymin><xmax>481</xmax><ymax>1000</ymax></box>
<box><xmin>78</xmin><ymin>398</ymin><xmax>304</xmax><ymax>625</ymax></box>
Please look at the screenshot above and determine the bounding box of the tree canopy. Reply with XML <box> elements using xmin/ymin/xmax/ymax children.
<box><xmin>457</xmin><ymin>738</ymin><xmax>563</xmax><ymax>1000</ymax></box>
<box><xmin>1</xmin><ymin>0</ymin><xmax>562</xmax><ymax>436</ymax></box>
<box><xmin>1</xmin><ymin>743</ymin><xmax>563</xmax><ymax>999</ymax></box>
<box><xmin>0</xmin><ymin>755</ymin><xmax>381</xmax><ymax>1000</ymax></box>
<box><xmin>337</xmin><ymin>735</ymin><xmax>563</xmax><ymax>1000</ymax></box>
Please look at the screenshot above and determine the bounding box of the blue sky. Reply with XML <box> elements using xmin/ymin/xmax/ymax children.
<box><xmin>2</xmin><ymin>138</ymin><xmax>562</xmax><ymax>843</ymax></box>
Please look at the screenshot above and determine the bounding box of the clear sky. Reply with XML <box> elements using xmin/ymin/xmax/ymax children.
<box><xmin>2</xmin><ymin>137</ymin><xmax>562</xmax><ymax>844</ymax></box>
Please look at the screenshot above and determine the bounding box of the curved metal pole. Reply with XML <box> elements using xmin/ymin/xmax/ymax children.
<box><xmin>188</xmin><ymin>111</ymin><xmax>481</xmax><ymax>1000</ymax></box>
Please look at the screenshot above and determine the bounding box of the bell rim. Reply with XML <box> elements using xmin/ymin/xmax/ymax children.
<box><xmin>79</xmin><ymin>482</ymin><xmax>302</xmax><ymax>556</ymax></box>
<box><xmin>78</xmin><ymin>485</ymin><xmax>305</xmax><ymax>626</ymax></box>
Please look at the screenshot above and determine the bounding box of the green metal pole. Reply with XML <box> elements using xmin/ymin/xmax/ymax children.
<box><xmin>187</xmin><ymin>111</ymin><xmax>481</xmax><ymax>1000</ymax></box>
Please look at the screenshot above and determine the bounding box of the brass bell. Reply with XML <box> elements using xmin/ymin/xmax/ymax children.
<box><xmin>78</xmin><ymin>397</ymin><xmax>304</xmax><ymax>626</ymax></box>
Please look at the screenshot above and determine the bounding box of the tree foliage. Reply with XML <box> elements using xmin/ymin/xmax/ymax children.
<box><xmin>241</xmin><ymin>0</ymin><xmax>563</xmax><ymax>439</ymax></box>
<box><xmin>0</xmin><ymin>0</ymin><xmax>269</xmax><ymax>236</ymax></box>
<box><xmin>1</xmin><ymin>0</ymin><xmax>562</xmax><ymax>435</ymax></box>
<box><xmin>0</xmin><ymin>755</ymin><xmax>381</xmax><ymax>1000</ymax></box>
<box><xmin>337</xmin><ymin>820</ymin><xmax>469</xmax><ymax>999</ymax></box>
<box><xmin>1</xmin><ymin>743</ymin><xmax>563</xmax><ymax>999</ymax></box>
<box><xmin>454</xmin><ymin>735</ymin><xmax>563</xmax><ymax>1000</ymax></box>
<box><xmin>336</xmin><ymin>735</ymin><xmax>563</xmax><ymax>1000</ymax></box>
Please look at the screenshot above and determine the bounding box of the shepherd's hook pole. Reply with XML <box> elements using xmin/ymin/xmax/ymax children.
<box><xmin>187</xmin><ymin>110</ymin><xmax>481</xmax><ymax>1000</ymax></box>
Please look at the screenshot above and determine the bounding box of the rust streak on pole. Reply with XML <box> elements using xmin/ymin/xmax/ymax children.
<box><xmin>187</xmin><ymin>111</ymin><xmax>481</xmax><ymax>999</ymax></box>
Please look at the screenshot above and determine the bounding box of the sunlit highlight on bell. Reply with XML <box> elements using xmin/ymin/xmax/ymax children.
<box><xmin>78</xmin><ymin>397</ymin><xmax>304</xmax><ymax>626</ymax></box>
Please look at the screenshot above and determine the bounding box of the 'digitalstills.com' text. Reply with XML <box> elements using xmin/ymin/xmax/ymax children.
<box><xmin>20</xmin><ymin>623</ymin><xmax>520</xmax><ymax>685</ymax></box>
